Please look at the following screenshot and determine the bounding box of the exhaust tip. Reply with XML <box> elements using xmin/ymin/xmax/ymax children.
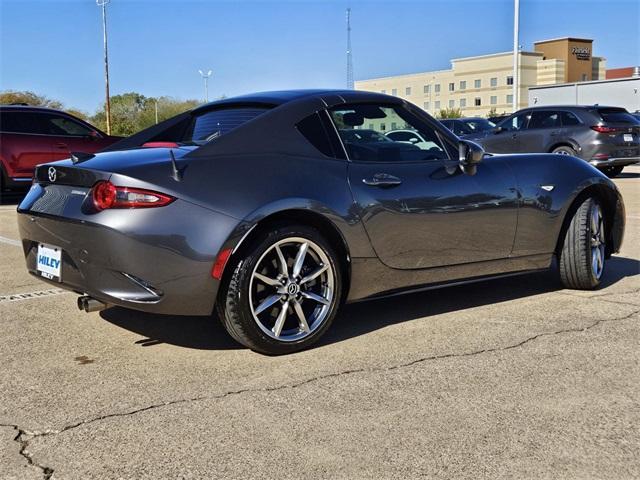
<box><xmin>77</xmin><ymin>295</ymin><xmax>107</xmax><ymax>313</ymax></box>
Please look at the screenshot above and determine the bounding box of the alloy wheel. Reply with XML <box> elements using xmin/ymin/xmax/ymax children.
<box><xmin>590</xmin><ymin>203</ymin><xmax>605</xmax><ymax>279</ymax></box>
<box><xmin>249</xmin><ymin>237</ymin><xmax>335</xmax><ymax>342</ymax></box>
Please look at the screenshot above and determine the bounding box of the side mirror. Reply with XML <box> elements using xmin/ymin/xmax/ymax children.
<box><xmin>86</xmin><ymin>130</ymin><xmax>101</xmax><ymax>140</ymax></box>
<box><xmin>458</xmin><ymin>140</ymin><xmax>485</xmax><ymax>176</ymax></box>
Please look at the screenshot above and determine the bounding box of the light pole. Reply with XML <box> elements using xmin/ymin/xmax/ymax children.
<box><xmin>198</xmin><ymin>69</ymin><xmax>213</xmax><ymax>103</ymax></box>
<box><xmin>97</xmin><ymin>0</ymin><xmax>112</xmax><ymax>135</ymax></box>
<box><xmin>512</xmin><ymin>0</ymin><xmax>520</xmax><ymax>112</ymax></box>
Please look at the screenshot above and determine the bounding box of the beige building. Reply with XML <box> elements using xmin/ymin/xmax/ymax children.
<box><xmin>355</xmin><ymin>37</ymin><xmax>606</xmax><ymax>117</ymax></box>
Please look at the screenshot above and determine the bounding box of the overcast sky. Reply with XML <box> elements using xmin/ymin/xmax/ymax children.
<box><xmin>1</xmin><ymin>0</ymin><xmax>638</xmax><ymax>113</ymax></box>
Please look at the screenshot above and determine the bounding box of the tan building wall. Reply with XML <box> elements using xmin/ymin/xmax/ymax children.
<box><xmin>355</xmin><ymin>37</ymin><xmax>606</xmax><ymax>118</ymax></box>
<box><xmin>534</xmin><ymin>37</ymin><xmax>595</xmax><ymax>82</ymax></box>
<box><xmin>356</xmin><ymin>51</ymin><xmax>540</xmax><ymax>117</ymax></box>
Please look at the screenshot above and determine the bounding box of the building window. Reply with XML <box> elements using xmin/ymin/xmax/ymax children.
<box><xmin>490</xmin><ymin>77</ymin><xmax>497</xmax><ymax>87</ymax></box>
<box><xmin>460</xmin><ymin>98</ymin><xmax>467</xmax><ymax>108</ymax></box>
<box><xmin>460</xmin><ymin>80</ymin><xmax>466</xmax><ymax>90</ymax></box>
<box><xmin>581</xmin><ymin>74</ymin><xmax>587</xmax><ymax>81</ymax></box>
<box><xmin>435</xmin><ymin>101</ymin><xmax>441</xmax><ymax>110</ymax></box>
<box><xmin>391</xmin><ymin>122</ymin><xmax>397</xmax><ymax>130</ymax></box>
<box><xmin>405</xmin><ymin>87</ymin><xmax>411</xmax><ymax>95</ymax></box>
<box><xmin>369</xmin><ymin>124</ymin><xmax>374</xmax><ymax>130</ymax></box>
<box><xmin>380</xmin><ymin>123</ymin><xmax>386</xmax><ymax>131</ymax></box>
<box><xmin>448</xmin><ymin>82</ymin><xmax>455</xmax><ymax>92</ymax></box>
<box><xmin>448</xmin><ymin>99</ymin><xmax>455</xmax><ymax>108</ymax></box>
<box><xmin>391</xmin><ymin>88</ymin><xmax>397</xmax><ymax>96</ymax></box>
<box><xmin>423</xmin><ymin>85</ymin><xmax>430</xmax><ymax>94</ymax></box>
<box><xmin>423</xmin><ymin>101</ymin><xmax>430</xmax><ymax>110</ymax></box>
<box><xmin>506</xmin><ymin>94</ymin><xmax>513</xmax><ymax>104</ymax></box>
<box><xmin>474</xmin><ymin>97</ymin><xmax>481</xmax><ymax>106</ymax></box>
<box><xmin>474</xmin><ymin>79</ymin><xmax>481</xmax><ymax>88</ymax></box>
<box><xmin>490</xmin><ymin>95</ymin><xmax>497</xmax><ymax>105</ymax></box>
<box><xmin>507</xmin><ymin>76</ymin><xmax>514</xmax><ymax>85</ymax></box>
<box><xmin>381</xmin><ymin>89</ymin><xmax>386</xmax><ymax>94</ymax></box>
<box><xmin>434</xmin><ymin>84</ymin><xmax>441</xmax><ymax>93</ymax></box>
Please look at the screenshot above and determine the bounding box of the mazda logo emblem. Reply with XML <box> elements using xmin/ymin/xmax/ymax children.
<box><xmin>48</xmin><ymin>167</ymin><xmax>57</xmax><ymax>182</ymax></box>
<box><xmin>287</xmin><ymin>284</ymin><xmax>299</xmax><ymax>295</ymax></box>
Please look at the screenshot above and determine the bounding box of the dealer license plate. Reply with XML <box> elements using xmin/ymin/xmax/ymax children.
<box><xmin>623</xmin><ymin>133</ymin><xmax>633</xmax><ymax>142</ymax></box>
<box><xmin>36</xmin><ymin>244</ymin><xmax>62</xmax><ymax>281</ymax></box>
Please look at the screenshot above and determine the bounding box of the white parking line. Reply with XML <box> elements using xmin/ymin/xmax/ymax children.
<box><xmin>0</xmin><ymin>288</ymin><xmax>70</xmax><ymax>304</ymax></box>
<box><xmin>0</xmin><ymin>235</ymin><xmax>21</xmax><ymax>247</ymax></box>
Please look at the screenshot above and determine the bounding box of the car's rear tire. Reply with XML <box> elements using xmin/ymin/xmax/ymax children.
<box><xmin>216</xmin><ymin>224</ymin><xmax>342</xmax><ymax>355</ymax></box>
<box><xmin>552</xmin><ymin>145</ymin><xmax>577</xmax><ymax>156</ymax></box>
<box><xmin>558</xmin><ymin>197</ymin><xmax>606</xmax><ymax>290</ymax></box>
<box><xmin>601</xmin><ymin>166</ymin><xmax>624</xmax><ymax>178</ymax></box>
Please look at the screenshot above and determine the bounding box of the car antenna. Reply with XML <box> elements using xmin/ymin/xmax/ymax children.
<box><xmin>169</xmin><ymin>149</ymin><xmax>183</xmax><ymax>182</ymax></box>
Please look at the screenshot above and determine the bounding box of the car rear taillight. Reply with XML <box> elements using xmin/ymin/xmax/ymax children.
<box><xmin>92</xmin><ymin>180</ymin><xmax>174</xmax><ymax>211</ymax></box>
<box><xmin>590</xmin><ymin>125</ymin><xmax>617</xmax><ymax>133</ymax></box>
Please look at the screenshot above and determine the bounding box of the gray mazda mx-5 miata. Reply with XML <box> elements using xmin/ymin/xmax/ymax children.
<box><xmin>17</xmin><ymin>89</ymin><xmax>625</xmax><ymax>354</ymax></box>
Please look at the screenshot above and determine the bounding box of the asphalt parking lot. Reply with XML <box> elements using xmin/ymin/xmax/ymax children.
<box><xmin>1</xmin><ymin>167</ymin><xmax>639</xmax><ymax>480</ymax></box>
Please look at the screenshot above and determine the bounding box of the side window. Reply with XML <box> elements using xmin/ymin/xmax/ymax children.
<box><xmin>0</xmin><ymin>111</ymin><xmax>49</xmax><ymax>134</ymax></box>
<box><xmin>296</xmin><ymin>112</ymin><xmax>336</xmax><ymax>158</ymax></box>
<box><xmin>560</xmin><ymin>111</ymin><xmax>581</xmax><ymax>126</ymax></box>
<box><xmin>501</xmin><ymin>113</ymin><xmax>529</xmax><ymax>132</ymax></box>
<box><xmin>42</xmin><ymin>114</ymin><xmax>93</xmax><ymax>136</ymax></box>
<box><xmin>329</xmin><ymin>104</ymin><xmax>449</xmax><ymax>163</ymax></box>
<box><xmin>528</xmin><ymin>111</ymin><xmax>560</xmax><ymax>129</ymax></box>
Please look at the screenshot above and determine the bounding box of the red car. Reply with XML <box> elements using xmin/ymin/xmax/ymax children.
<box><xmin>0</xmin><ymin>105</ymin><xmax>121</xmax><ymax>192</ymax></box>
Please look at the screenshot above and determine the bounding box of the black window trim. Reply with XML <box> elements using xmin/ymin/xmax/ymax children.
<box><xmin>0</xmin><ymin>109</ymin><xmax>105</xmax><ymax>138</ymax></box>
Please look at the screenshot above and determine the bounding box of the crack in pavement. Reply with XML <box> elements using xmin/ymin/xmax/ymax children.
<box><xmin>3</xmin><ymin>306</ymin><xmax>639</xmax><ymax>478</ymax></box>
<box><xmin>0</xmin><ymin>424</ymin><xmax>54</xmax><ymax>480</ymax></box>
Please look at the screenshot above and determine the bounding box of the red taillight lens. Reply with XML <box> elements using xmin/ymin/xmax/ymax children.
<box><xmin>92</xmin><ymin>180</ymin><xmax>117</xmax><ymax>210</ymax></box>
<box><xmin>92</xmin><ymin>181</ymin><xmax>174</xmax><ymax>211</ymax></box>
<box><xmin>590</xmin><ymin>125</ymin><xmax>617</xmax><ymax>133</ymax></box>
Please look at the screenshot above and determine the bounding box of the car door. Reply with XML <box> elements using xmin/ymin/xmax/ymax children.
<box><xmin>328</xmin><ymin>103</ymin><xmax>519</xmax><ymax>270</ymax></box>
<box><xmin>518</xmin><ymin>110</ymin><xmax>562</xmax><ymax>152</ymax></box>
<box><xmin>0</xmin><ymin>110</ymin><xmax>56</xmax><ymax>177</ymax></box>
<box><xmin>36</xmin><ymin>112</ymin><xmax>104</xmax><ymax>159</ymax></box>
<box><xmin>480</xmin><ymin>111</ymin><xmax>530</xmax><ymax>153</ymax></box>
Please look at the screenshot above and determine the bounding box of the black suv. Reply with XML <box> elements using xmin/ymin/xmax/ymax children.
<box><xmin>468</xmin><ymin>105</ymin><xmax>640</xmax><ymax>177</ymax></box>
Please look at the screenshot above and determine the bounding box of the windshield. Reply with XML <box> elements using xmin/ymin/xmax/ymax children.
<box><xmin>595</xmin><ymin>108</ymin><xmax>640</xmax><ymax>125</ymax></box>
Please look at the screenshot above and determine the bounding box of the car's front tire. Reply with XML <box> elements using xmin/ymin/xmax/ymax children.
<box><xmin>558</xmin><ymin>197</ymin><xmax>606</xmax><ymax>290</ymax></box>
<box><xmin>217</xmin><ymin>224</ymin><xmax>342</xmax><ymax>355</ymax></box>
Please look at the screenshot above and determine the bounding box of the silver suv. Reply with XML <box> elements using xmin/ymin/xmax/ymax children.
<box><xmin>469</xmin><ymin>105</ymin><xmax>640</xmax><ymax>177</ymax></box>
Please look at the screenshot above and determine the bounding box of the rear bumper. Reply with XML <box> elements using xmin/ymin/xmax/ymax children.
<box><xmin>589</xmin><ymin>156</ymin><xmax>640</xmax><ymax>168</ymax></box>
<box><xmin>17</xmin><ymin>198</ymin><xmax>239</xmax><ymax>316</ymax></box>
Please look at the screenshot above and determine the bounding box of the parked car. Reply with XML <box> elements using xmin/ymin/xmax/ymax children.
<box><xmin>468</xmin><ymin>105</ymin><xmax>640</xmax><ymax>177</ymax></box>
<box><xmin>18</xmin><ymin>90</ymin><xmax>625</xmax><ymax>355</ymax></box>
<box><xmin>488</xmin><ymin>114</ymin><xmax>510</xmax><ymax>124</ymax></box>
<box><xmin>632</xmin><ymin>111</ymin><xmax>640</xmax><ymax>121</ymax></box>
<box><xmin>439</xmin><ymin>117</ymin><xmax>496</xmax><ymax>137</ymax></box>
<box><xmin>0</xmin><ymin>105</ymin><xmax>121</xmax><ymax>192</ymax></box>
<box><xmin>385</xmin><ymin>129</ymin><xmax>443</xmax><ymax>150</ymax></box>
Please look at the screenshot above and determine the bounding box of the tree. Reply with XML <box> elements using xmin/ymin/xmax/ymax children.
<box><xmin>436</xmin><ymin>108</ymin><xmax>463</xmax><ymax>119</ymax></box>
<box><xmin>91</xmin><ymin>92</ymin><xmax>200</xmax><ymax>136</ymax></box>
<box><xmin>0</xmin><ymin>90</ymin><xmax>63</xmax><ymax>109</ymax></box>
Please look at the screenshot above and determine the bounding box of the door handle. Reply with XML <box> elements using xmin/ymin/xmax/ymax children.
<box><xmin>54</xmin><ymin>142</ymin><xmax>68</xmax><ymax>149</ymax></box>
<box><xmin>511</xmin><ymin>133</ymin><xmax>517</xmax><ymax>139</ymax></box>
<box><xmin>550</xmin><ymin>130</ymin><xmax>560</xmax><ymax>136</ymax></box>
<box><xmin>362</xmin><ymin>173</ymin><xmax>402</xmax><ymax>187</ymax></box>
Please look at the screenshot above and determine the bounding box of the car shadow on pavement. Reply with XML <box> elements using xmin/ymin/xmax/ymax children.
<box><xmin>320</xmin><ymin>255</ymin><xmax>640</xmax><ymax>348</ymax></box>
<box><xmin>100</xmin><ymin>256</ymin><xmax>639</xmax><ymax>351</ymax></box>
<box><xmin>617</xmin><ymin>171</ymin><xmax>640</xmax><ymax>179</ymax></box>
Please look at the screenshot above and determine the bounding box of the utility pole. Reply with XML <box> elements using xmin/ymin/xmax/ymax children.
<box><xmin>154</xmin><ymin>99</ymin><xmax>159</xmax><ymax>124</ymax></box>
<box><xmin>97</xmin><ymin>0</ymin><xmax>111</xmax><ymax>135</ymax></box>
<box><xmin>346</xmin><ymin>8</ymin><xmax>354</xmax><ymax>89</ymax></box>
<box><xmin>512</xmin><ymin>0</ymin><xmax>520</xmax><ymax>112</ymax></box>
<box><xmin>198</xmin><ymin>69</ymin><xmax>213</xmax><ymax>103</ymax></box>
